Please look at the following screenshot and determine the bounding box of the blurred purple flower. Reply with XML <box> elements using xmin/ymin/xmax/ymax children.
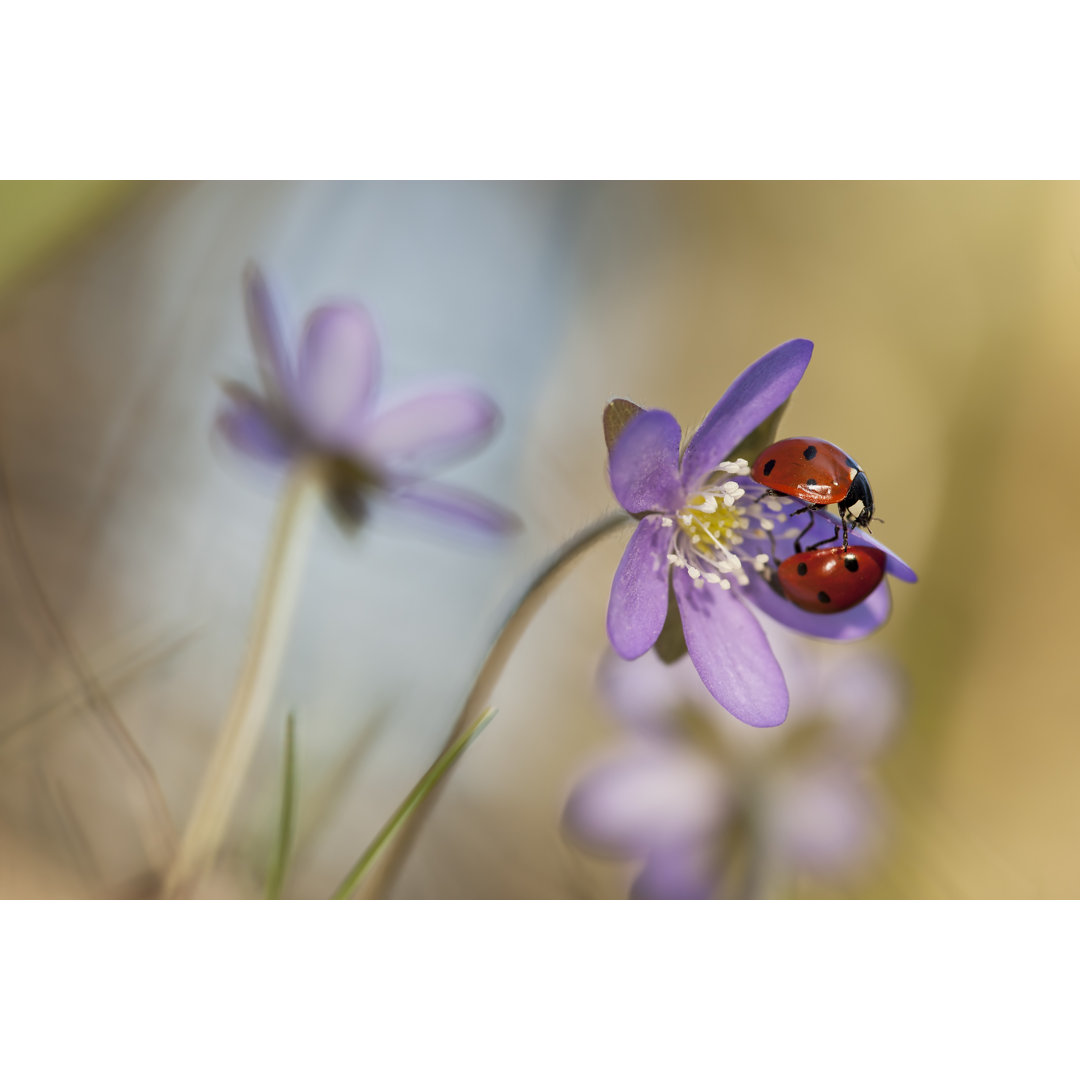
<box><xmin>564</xmin><ymin>634</ymin><xmax>903</xmax><ymax>900</ymax></box>
<box><xmin>217</xmin><ymin>263</ymin><xmax>519</xmax><ymax>535</ymax></box>
<box><xmin>606</xmin><ymin>339</ymin><xmax>915</xmax><ymax>727</ymax></box>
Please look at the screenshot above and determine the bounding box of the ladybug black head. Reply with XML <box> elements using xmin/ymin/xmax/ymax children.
<box><xmin>839</xmin><ymin>470</ymin><xmax>874</xmax><ymax>531</ymax></box>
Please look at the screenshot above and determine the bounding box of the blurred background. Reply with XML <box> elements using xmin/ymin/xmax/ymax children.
<box><xmin>0</xmin><ymin>180</ymin><xmax>1077</xmax><ymax>899</ymax></box>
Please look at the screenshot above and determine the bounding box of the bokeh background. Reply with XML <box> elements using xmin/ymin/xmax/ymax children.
<box><xmin>1</xmin><ymin>181</ymin><xmax>1077</xmax><ymax>899</ymax></box>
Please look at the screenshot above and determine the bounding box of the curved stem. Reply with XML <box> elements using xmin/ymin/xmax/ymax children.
<box><xmin>355</xmin><ymin>509</ymin><xmax>632</xmax><ymax>899</ymax></box>
<box><xmin>163</xmin><ymin>463</ymin><xmax>322</xmax><ymax>897</ymax></box>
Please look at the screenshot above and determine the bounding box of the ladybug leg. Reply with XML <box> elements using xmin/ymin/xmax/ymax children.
<box><xmin>791</xmin><ymin>507</ymin><xmax>816</xmax><ymax>553</ymax></box>
<box><xmin>806</xmin><ymin>519</ymin><xmax>841</xmax><ymax>552</ymax></box>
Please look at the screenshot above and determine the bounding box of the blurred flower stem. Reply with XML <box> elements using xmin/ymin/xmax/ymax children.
<box><xmin>163</xmin><ymin>462</ymin><xmax>323</xmax><ymax>897</ymax></box>
<box><xmin>354</xmin><ymin>510</ymin><xmax>632</xmax><ymax>899</ymax></box>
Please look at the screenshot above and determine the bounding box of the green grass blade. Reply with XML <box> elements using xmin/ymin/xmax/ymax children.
<box><xmin>330</xmin><ymin>707</ymin><xmax>496</xmax><ymax>900</ymax></box>
<box><xmin>265</xmin><ymin>711</ymin><xmax>298</xmax><ymax>899</ymax></box>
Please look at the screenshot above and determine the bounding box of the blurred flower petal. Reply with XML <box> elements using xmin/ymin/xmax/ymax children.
<box><xmin>608</xmin><ymin>409</ymin><xmax>684</xmax><ymax>514</ymax></box>
<box><xmin>391</xmin><ymin>480</ymin><xmax>520</xmax><ymax>537</ymax></box>
<box><xmin>815</xmin><ymin>651</ymin><xmax>904</xmax><ymax>757</ymax></box>
<box><xmin>217</xmin><ymin>388</ymin><xmax>297</xmax><ymax>465</ymax></box>
<box><xmin>243</xmin><ymin>263</ymin><xmax>295</xmax><ymax>399</ymax></box>
<box><xmin>607</xmin><ymin>518</ymin><xmax>672</xmax><ymax>659</ymax></box>
<box><xmin>597</xmin><ymin>649</ymin><xmax>712</xmax><ymax>736</ymax></box>
<box><xmin>631</xmin><ymin>843</ymin><xmax>718</xmax><ymax>900</ymax></box>
<box><xmin>675</xmin><ymin>574</ymin><xmax>789</xmax><ymax>727</ymax></box>
<box><xmin>295</xmin><ymin>304</ymin><xmax>381</xmax><ymax>447</ymax></box>
<box><xmin>565</xmin><ymin>745</ymin><xmax>727</xmax><ymax>857</ymax></box>
<box><xmin>680</xmin><ymin>339</ymin><xmax>813</xmax><ymax>490</ymax></box>
<box><xmin>362</xmin><ymin>383</ymin><xmax>500</xmax><ymax>469</ymax></box>
<box><xmin>768</xmin><ymin>767</ymin><xmax>876</xmax><ymax>873</ymax></box>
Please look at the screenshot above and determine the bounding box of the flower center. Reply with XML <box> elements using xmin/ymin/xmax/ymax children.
<box><xmin>658</xmin><ymin>459</ymin><xmax>787</xmax><ymax>590</ymax></box>
<box><xmin>678</xmin><ymin>488</ymin><xmax>746</xmax><ymax>555</ymax></box>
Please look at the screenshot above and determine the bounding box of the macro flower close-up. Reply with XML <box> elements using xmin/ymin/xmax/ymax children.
<box><xmin>4</xmin><ymin>179</ymin><xmax>1078</xmax><ymax>920</ymax></box>
<box><xmin>564</xmin><ymin>637</ymin><xmax>904</xmax><ymax>900</ymax></box>
<box><xmin>605</xmin><ymin>339</ymin><xmax>917</xmax><ymax>728</ymax></box>
<box><xmin>218</xmin><ymin>263</ymin><xmax>519</xmax><ymax>535</ymax></box>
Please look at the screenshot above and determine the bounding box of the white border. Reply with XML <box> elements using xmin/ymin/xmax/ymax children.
<box><xmin>4</xmin><ymin>2</ymin><xmax>1078</xmax><ymax>177</ymax></box>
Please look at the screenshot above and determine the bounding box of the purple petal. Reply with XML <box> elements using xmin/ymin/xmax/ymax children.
<box><xmin>564</xmin><ymin>745</ymin><xmax>727</xmax><ymax>858</ymax></box>
<box><xmin>608</xmin><ymin>409</ymin><xmax>684</xmax><ymax>514</ymax></box>
<box><xmin>389</xmin><ymin>480</ymin><xmax>520</xmax><ymax>537</ymax></box>
<box><xmin>746</xmin><ymin>572</ymin><xmax>892</xmax><ymax>640</ymax></box>
<box><xmin>680</xmin><ymin>339</ymin><xmax>814</xmax><ymax>491</ymax></box>
<box><xmin>361</xmin><ymin>383</ymin><xmax>500</xmax><ymax>470</ymax></box>
<box><xmin>243</xmin><ymin>263</ymin><xmax>295</xmax><ymax>399</ymax></box>
<box><xmin>216</xmin><ymin>389</ymin><xmax>298</xmax><ymax>466</ymax></box>
<box><xmin>768</xmin><ymin>767</ymin><xmax>877</xmax><ymax>874</ymax></box>
<box><xmin>597</xmin><ymin>650</ymin><xmax>715</xmax><ymax>737</ymax></box>
<box><xmin>631</xmin><ymin>843</ymin><xmax>719</xmax><ymax>900</ymax></box>
<box><xmin>607</xmin><ymin>517</ymin><xmax>672</xmax><ymax>659</ymax></box>
<box><xmin>673</xmin><ymin>573</ymin><xmax>789</xmax><ymax>727</ymax></box>
<box><xmin>294</xmin><ymin>304</ymin><xmax>381</xmax><ymax>448</ymax></box>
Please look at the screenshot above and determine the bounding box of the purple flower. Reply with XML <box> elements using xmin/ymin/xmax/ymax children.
<box><xmin>217</xmin><ymin>264</ymin><xmax>519</xmax><ymax>535</ymax></box>
<box><xmin>606</xmin><ymin>339</ymin><xmax>915</xmax><ymax>727</ymax></box>
<box><xmin>564</xmin><ymin>635</ymin><xmax>903</xmax><ymax>900</ymax></box>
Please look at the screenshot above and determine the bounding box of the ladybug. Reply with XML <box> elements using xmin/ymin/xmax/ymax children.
<box><xmin>751</xmin><ymin>437</ymin><xmax>874</xmax><ymax>549</ymax></box>
<box><xmin>776</xmin><ymin>544</ymin><xmax>887</xmax><ymax>613</ymax></box>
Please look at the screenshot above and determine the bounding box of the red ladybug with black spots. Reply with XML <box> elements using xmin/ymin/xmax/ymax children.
<box><xmin>776</xmin><ymin>544</ymin><xmax>886</xmax><ymax>614</ymax></box>
<box><xmin>751</xmin><ymin>437</ymin><xmax>874</xmax><ymax>549</ymax></box>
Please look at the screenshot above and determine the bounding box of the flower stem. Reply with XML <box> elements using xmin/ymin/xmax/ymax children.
<box><xmin>162</xmin><ymin>463</ymin><xmax>322</xmax><ymax>898</ymax></box>
<box><xmin>330</xmin><ymin>707</ymin><xmax>497</xmax><ymax>900</ymax></box>
<box><xmin>354</xmin><ymin>509</ymin><xmax>632</xmax><ymax>898</ymax></box>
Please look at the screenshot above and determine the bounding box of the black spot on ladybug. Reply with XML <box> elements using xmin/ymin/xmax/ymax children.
<box><xmin>802</xmin><ymin>445</ymin><xmax>817</xmax><ymax>460</ymax></box>
<box><xmin>806</xmin><ymin>478</ymin><xmax>817</xmax><ymax>488</ymax></box>
<box><xmin>762</xmin><ymin>458</ymin><xmax>776</xmax><ymax>477</ymax></box>
<box><xmin>844</xmin><ymin>554</ymin><xmax>859</xmax><ymax>572</ymax></box>
<box><xmin>817</xmin><ymin>591</ymin><xmax>831</xmax><ymax>604</ymax></box>
<box><xmin>797</xmin><ymin>562</ymin><xmax>808</xmax><ymax>576</ymax></box>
